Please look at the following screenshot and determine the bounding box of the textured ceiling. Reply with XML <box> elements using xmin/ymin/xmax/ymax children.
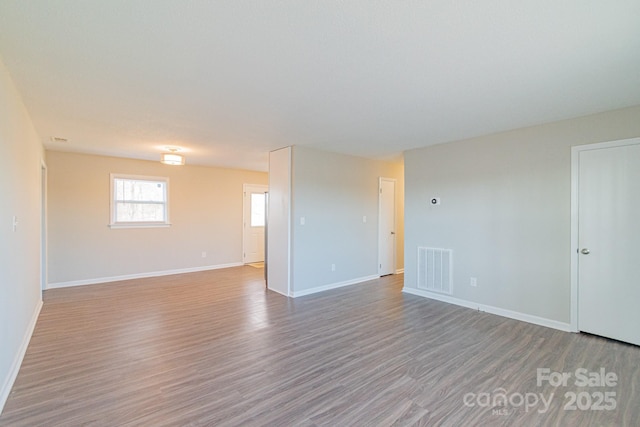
<box><xmin>1</xmin><ymin>1</ymin><xmax>639</xmax><ymax>171</ymax></box>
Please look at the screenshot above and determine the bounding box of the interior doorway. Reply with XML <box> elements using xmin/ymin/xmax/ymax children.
<box><xmin>378</xmin><ymin>177</ymin><xmax>396</xmax><ymax>276</ymax></box>
<box><xmin>243</xmin><ymin>184</ymin><xmax>268</xmax><ymax>264</ymax></box>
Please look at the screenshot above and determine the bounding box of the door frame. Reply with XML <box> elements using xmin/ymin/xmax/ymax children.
<box><xmin>570</xmin><ymin>136</ymin><xmax>640</xmax><ymax>332</ymax></box>
<box><xmin>41</xmin><ymin>160</ymin><xmax>48</xmax><ymax>294</ymax></box>
<box><xmin>378</xmin><ymin>177</ymin><xmax>396</xmax><ymax>276</ymax></box>
<box><xmin>242</xmin><ymin>183</ymin><xmax>268</xmax><ymax>264</ymax></box>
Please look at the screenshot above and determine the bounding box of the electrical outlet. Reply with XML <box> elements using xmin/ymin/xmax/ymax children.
<box><xmin>201</xmin><ymin>252</ymin><xmax>207</xmax><ymax>258</ymax></box>
<box><xmin>470</xmin><ymin>277</ymin><xmax>477</xmax><ymax>287</ymax></box>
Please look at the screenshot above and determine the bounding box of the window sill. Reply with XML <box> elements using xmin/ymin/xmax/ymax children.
<box><xmin>108</xmin><ymin>223</ymin><xmax>172</xmax><ymax>229</ymax></box>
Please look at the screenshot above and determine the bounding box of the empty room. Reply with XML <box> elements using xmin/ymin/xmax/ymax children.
<box><xmin>1</xmin><ymin>1</ymin><xmax>640</xmax><ymax>426</ymax></box>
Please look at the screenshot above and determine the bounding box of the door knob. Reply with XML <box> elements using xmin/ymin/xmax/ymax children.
<box><xmin>581</xmin><ymin>248</ymin><xmax>590</xmax><ymax>255</ymax></box>
<box><xmin>390</xmin><ymin>231</ymin><xmax>395</xmax><ymax>235</ymax></box>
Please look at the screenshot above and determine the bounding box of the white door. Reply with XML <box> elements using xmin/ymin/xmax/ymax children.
<box><xmin>378</xmin><ymin>178</ymin><xmax>396</xmax><ymax>276</ymax></box>
<box><xmin>577</xmin><ymin>139</ymin><xmax>640</xmax><ymax>346</ymax></box>
<box><xmin>243</xmin><ymin>184</ymin><xmax>268</xmax><ymax>264</ymax></box>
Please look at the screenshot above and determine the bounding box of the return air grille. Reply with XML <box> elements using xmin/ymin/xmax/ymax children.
<box><xmin>417</xmin><ymin>247</ymin><xmax>453</xmax><ymax>295</ymax></box>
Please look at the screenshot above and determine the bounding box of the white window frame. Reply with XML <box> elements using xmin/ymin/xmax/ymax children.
<box><xmin>109</xmin><ymin>173</ymin><xmax>171</xmax><ymax>229</ymax></box>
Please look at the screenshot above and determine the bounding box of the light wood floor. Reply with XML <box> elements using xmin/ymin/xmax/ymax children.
<box><xmin>1</xmin><ymin>267</ymin><xmax>639</xmax><ymax>426</ymax></box>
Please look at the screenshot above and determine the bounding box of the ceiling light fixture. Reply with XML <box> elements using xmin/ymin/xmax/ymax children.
<box><xmin>160</xmin><ymin>148</ymin><xmax>185</xmax><ymax>165</ymax></box>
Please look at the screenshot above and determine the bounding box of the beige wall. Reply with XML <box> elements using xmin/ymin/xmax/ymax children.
<box><xmin>404</xmin><ymin>105</ymin><xmax>640</xmax><ymax>326</ymax></box>
<box><xmin>291</xmin><ymin>145</ymin><xmax>404</xmax><ymax>294</ymax></box>
<box><xmin>0</xmin><ymin>56</ymin><xmax>43</xmax><ymax>411</ymax></box>
<box><xmin>47</xmin><ymin>151</ymin><xmax>267</xmax><ymax>285</ymax></box>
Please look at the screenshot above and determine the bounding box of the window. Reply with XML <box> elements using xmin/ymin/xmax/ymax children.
<box><xmin>250</xmin><ymin>192</ymin><xmax>266</xmax><ymax>227</ymax></box>
<box><xmin>110</xmin><ymin>174</ymin><xmax>170</xmax><ymax>228</ymax></box>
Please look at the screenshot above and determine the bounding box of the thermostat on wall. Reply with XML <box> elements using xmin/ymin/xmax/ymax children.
<box><xmin>430</xmin><ymin>197</ymin><xmax>441</xmax><ymax>205</ymax></box>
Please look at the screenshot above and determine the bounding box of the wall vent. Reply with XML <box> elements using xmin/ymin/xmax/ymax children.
<box><xmin>417</xmin><ymin>247</ymin><xmax>453</xmax><ymax>295</ymax></box>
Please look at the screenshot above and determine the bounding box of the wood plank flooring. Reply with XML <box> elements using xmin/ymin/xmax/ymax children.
<box><xmin>1</xmin><ymin>266</ymin><xmax>639</xmax><ymax>426</ymax></box>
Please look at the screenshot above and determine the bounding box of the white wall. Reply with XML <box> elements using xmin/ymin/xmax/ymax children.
<box><xmin>267</xmin><ymin>147</ymin><xmax>292</xmax><ymax>296</ymax></box>
<box><xmin>291</xmin><ymin>145</ymin><xmax>404</xmax><ymax>295</ymax></box>
<box><xmin>47</xmin><ymin>151</ymin><xmax>267</xmax><ymax>286</ymax></box>
<box><xmin>0</xmin><ymin>56</ymin><xmax>43</xmax><ymax>413</ymax></box>
<box><xmin>403</xmin><ymin>105</ymin><xmax>640</xmax><ymax>327</ymax></box>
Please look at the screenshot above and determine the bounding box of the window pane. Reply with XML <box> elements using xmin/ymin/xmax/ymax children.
<box><xmin>111</xmin><ymin>175</ymin><xmax>169</xmax><ymax>226</ymax></box>
<box><xmin>116</xmin><ymin>203</ymin><xmax>165</xmax><ymax>222</ymax></box>
<box><xmin>114</xmin><ymin>179</ymin><xmax>165</xmax><ymax>202</ymax></box>
<box><xmin>251</xmin><ymin>193</ymin><xmax>265</xmax><ymax>227</ymax></box>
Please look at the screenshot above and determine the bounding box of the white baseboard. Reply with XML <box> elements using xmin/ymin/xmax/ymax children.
<box><xmin>402</xmin><ymin>287</ymin><xmax>572</xmax><ymax>332</ymax></box>
<box><xmin>46</xmin><ymin>262</ymin><xmax>244</xmax><ymax>289</ymax></box>
<box><xmin>1</xmin><ymin>299</ymin><xmax>42</xmax><ymax>414</ymax></box>
<box><xmin>291</xmin><ymin>275</ymin><xmax>380</xmax><ymax>298</ymax></box>
<box><xmin>267</xmin><ymin>287</ymin><xmax>290</xmax><ymax>297</ymax></box>
<box><xmin>395</xmin><ymin>268</ymin><xmax>405</xmax><ymax>274</ymax></box>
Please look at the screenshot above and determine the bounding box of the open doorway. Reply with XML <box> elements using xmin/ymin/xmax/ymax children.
<box><xmin>378</xmin><ymin>177</ymin><xmax>396</xmax><ymax>276</ymax></box>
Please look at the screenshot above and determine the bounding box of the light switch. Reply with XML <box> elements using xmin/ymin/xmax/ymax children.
<box><xmin>12</xmin><ymin>216</ymin><xmax>18</xmax><ymax>232</ymax></box>
<box><xmin>300</xmin><ymin>217</ymin><xmax>305</xmax><ymax>225</ymax></box>
<box><xmin>362</xmin><ymin>216</ymin><xmax>367</xmax><ymax>223</ymax></box>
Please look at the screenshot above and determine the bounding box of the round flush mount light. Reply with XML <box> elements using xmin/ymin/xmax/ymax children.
<box><xmin>160</xmin><ymin>147</ymin><xmax>185</xmax><ymax>165</ymax></box>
